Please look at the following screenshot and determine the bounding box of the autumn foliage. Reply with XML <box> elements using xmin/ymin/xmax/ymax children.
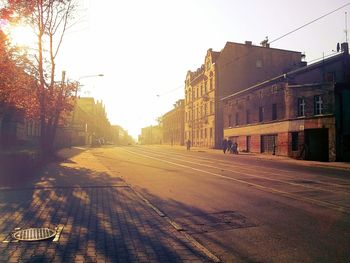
<box><xmin>0</xmin><ymin>30</ymin><xmax>38</xmax><ymax>117</ymax></box>
<box><xmin>1</xmin><ymin>0</ymin><xmax>78</xmax><ymax>155</ymax></box>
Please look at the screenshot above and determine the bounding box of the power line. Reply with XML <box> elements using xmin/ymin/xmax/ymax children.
<box><xmin>269</xmin><ymin>2</ymin><xmax>350</xmax><ymax>44</ymax></box>
<box><xmin>220</xmin><ymin>3</ymin><xmax>350</xmax><ymax>69</ymax></box>
<box><xmin>156</xmin><ymin>84</ymin><xmax>184</xmax><ymax>97</ymax></box>
<box><xmin>162</xmin><ymin>3</ymin><xmax>350</xmax><ymax>97</ymax></box>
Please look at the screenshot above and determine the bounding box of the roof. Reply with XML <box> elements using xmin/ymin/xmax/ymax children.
<box><xmin>221</xmin><ymin>51</ymin><xmax>349</xmax><ymax>101</ymax></box>
<box><xmin>223</xmin><ymin>41</ymin><xmax>302</xmax><ymax>54</ymax></box>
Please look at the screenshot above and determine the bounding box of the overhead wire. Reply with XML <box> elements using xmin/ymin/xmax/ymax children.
<box><xmin>269</xmin><ymin>2</ymin><xmax>350</xmax><ymax>44</ymax></box>
<box><xmin>159</xmin><ymin>2</ymin><xmax>350</xmax><ymax>97</ymax></box>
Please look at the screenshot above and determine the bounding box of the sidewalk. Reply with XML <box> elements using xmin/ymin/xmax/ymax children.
<box><xmin>0</xmin><ymin>148</ymin><xmax>213</xmax><ymax>262</ymax></box>
<box><xmin>155</xmin><ymin>144</ymin><xmax>350</xmax><ymax>171</ymax></box>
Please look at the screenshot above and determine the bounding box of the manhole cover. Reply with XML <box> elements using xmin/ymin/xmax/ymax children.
<box><xmin>12</xmin><ymin>228</ymin><xmax>56</xmax><ymax>241</ymax></box>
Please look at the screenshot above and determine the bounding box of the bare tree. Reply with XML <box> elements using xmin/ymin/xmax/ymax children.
<box><xmin>1</xmin><ymin>0</ymin><xmax>79</xmax><ymax>155</ymax></box>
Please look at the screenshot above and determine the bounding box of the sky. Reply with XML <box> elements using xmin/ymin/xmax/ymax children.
<box><xmin>7</xmin><ymin>0</ymin><xmax>350</xmax><ymax>139</ymax></box>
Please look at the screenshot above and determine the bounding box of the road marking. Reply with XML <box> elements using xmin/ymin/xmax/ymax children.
<box><xmin>92</xmin><ymin>152</ymin><xmax>222</xmax><ymax>263</ymax></box>
<box><xmin>123</xmin><ymin>148</ymin><xmax>349</xmax><ymax>215</ymax></box>
<box><xmin>128</xmin><ymin>148</ymin><xmax>350</xmax><ymax>196</ymax></box>
<box><xmin>139</xmin><ymin>146</ymin><xmax>350</xmax><ymax>186</ymax></box>
<box><xmin>138</xmin><ymin>146</ymin><xmax>296</xmax><ymax>174</ymax></box>
<box><xmin>121</xmin><ymin>180</ymin><xmax>221</xmax><ymax>262</ymax></box>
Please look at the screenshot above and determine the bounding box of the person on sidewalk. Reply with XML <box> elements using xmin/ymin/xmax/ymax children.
<box><xmin>186</xmin><ymin>139</ymin><xmax>191</xmax><ymax>151</ymax></box>
<box><xmin>222</xmin><ymin>139</ymin><xmax>228</xmax><ymax>154</ymax></box>
<box><xmin>227</xmin><ymin>139</ymin><xmax>233</xmax><ymax>154</ymax></box>
<box><xmin>232</xmin><ymin>142</ymin><xmax>238</xmax><ymax>154</ymax></box>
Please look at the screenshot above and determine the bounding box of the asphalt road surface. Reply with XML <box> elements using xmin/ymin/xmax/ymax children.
<box><xmin>90</xmin><ymin>145</ymin><xmax>350</xmax><ymax>263</ymax></box>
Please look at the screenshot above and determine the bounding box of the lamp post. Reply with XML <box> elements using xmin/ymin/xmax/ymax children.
<box><xmin>76</xmin><ymin>74</ymin><xmax>104</xmax><ymax>97</ymax></box>
<box><xmin>70</xmin><ymin>73</ymin><xmax>104</xmax><ymax>147</ymax></box>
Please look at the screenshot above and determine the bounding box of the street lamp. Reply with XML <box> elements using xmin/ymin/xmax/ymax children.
<box><xmin>76</xmin><ymin>74</ymin><xmax>104</xmax><ymax>97</ymax></box>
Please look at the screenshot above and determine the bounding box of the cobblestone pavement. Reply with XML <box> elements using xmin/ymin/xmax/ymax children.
<box><xmin>0</xmin><ymin>148</ymin><xmax>212</xmax><ymax>262</ymax></box>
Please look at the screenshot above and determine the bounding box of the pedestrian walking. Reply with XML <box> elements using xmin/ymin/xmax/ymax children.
<box><xmin>186</xmin><ymin>139</ymin><xmax>191</xmax><ymax>151</ymax></box>
<box><xmin>222</xmin><ymin>139</ymin><xmax>228</xmax><ymax>154</ymax></box>
<box><xmin>232</xmin><ymin>142</ymin><xmax>238</xmax><ymax>154</ymax></box>
<box><xmin>227</xmin><ymin>139</ymin><xmax>233</xmax><ymax>154</ymax></box>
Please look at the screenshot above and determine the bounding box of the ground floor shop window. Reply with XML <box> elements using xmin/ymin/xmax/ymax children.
<box><xmin>261</xmin><ymin>134</ymin><xmax>277</xmax><ymax>154</ymax></box>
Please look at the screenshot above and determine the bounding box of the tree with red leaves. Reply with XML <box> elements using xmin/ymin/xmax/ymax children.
<box><xmin>0</xmin><ymin>30</ymin><xmax>37</xmax><ymax>115</ymax></box>
<box><xmin>1</xmin><ymin>0</ymin><xmax>79</xmax><ymax>156</ymax></box>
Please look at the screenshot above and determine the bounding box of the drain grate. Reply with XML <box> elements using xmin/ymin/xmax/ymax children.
<box><xmin>12</xmin><ymin>228</ymin><xmax>56</xmax><ymax>241</ymax></box>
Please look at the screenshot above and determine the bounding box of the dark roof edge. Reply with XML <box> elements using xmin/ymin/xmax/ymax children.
<box><xmin>224</xmin><ymin>41</ymin><xmax>302</xmax><ymax>54</ymax></box>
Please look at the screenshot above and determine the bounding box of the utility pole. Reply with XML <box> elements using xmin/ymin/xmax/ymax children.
<box><xmin>345</xmin><ymin>12</ymin><xmax>348</xmax><ymax>43</ymax></box>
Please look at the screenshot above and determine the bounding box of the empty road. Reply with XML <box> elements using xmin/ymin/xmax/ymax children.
<box><xmin>92</xmin><ymin>145</ymin><xmax>350</xmax><ymax>263</ymax></box>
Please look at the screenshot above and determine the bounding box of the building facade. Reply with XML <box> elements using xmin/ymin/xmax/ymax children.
<box><xmin>69</xmin><ymin>97</ymin><xmax>112</xmax><ymax>146</ymax></box>
<box><xmin>222</xmin><ymin>43</ymin><xmax>350</xmax><ymax>161</ymax></box>
<box><xmin>140</xmin><ymin>125</ymin><xmax>162</xmax><ymax>145</ymax></box>
<box><xmin>162</xmin><ymin>99</ymin><xmax>185</xmax><ymax>146</ymax></box>
<box><xmin>184</xmin><ymin>41</ymin><xmax>304</xmax><ymax>148</ymax></box>
<box><xmin>111</xmin><ymin>125</ymin><xmax>133</xmax><ymax>145</ymax></box>
<box><xmin>0</xmin><ymin>104</ymin><xmax>41</xmax><ymax>149</ymax></box>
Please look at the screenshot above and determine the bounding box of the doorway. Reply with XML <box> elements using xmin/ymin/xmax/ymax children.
<box><xmin>304</xmin><ymin>128</ymin><xmax>329</xmax><ymax>161</ymax></box>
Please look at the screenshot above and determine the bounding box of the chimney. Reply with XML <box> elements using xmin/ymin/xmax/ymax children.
<box><xmin>341</xmin><ymin>42</ymin><xmax>349</xmax><ymax>54</ymax></box>
<box><xmin>245</xmin><ymin>41</ymin><xmax>252</xmax><ymax>46</ymax></box>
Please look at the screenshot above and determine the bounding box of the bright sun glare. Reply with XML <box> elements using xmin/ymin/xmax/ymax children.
<box><xmin>8</xmin><ymin>25</ymin><xmax>36</xmax><ymax>48</ymax></box>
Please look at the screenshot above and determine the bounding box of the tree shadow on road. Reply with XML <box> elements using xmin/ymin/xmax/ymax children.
<box><xmin>135</xmin><ymin>187</ymin><xmax>350</xmax><ymax>263</ymax></box>
<box><xmin>0</xmin><ymin>161</ymin><xmax>213</xmax><ymax>262</ymax></box>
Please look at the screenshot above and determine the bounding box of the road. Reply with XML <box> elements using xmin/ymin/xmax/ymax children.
<box><xmin>91</xmin><ymin>145</ymin><xmax>350</xmax><ymax>263</ymax></box>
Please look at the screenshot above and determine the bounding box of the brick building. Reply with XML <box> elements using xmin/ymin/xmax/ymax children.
<box><xmin>162</xmin><ymin>99</ymin><xmax>185</xmax><ymax>146</ymax></box>
<box><xmin>222</xmin><ymin>43</ymin><xmax>350</xmax><ymax>161</ymax></box>
<box><xmin>184</xmin><ymin>41</ymin><xmax>304</xmax><ymax>148</ymax></box>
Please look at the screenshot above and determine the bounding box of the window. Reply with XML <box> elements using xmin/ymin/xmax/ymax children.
<box><xmin>259</xmin><ymin>90</ymin><xmax>263</xmax><ymax>98</ymax></box>
<box><xmin>205</xmin><ymin>81</ymin><xmax>208</xmax><ymax>93</ymax></box>
<box><xmin>261</xmin><ymin>134</ymin><xmax>277</xmax><ymax>154</ymax></box>
<box><xmin>210</xmin><ymin>101</ymin><xmax>214</xmax><ymax>114</ymax></box>
<box><xmin>27</xmin><ymin>120</ymin><xmax>32</xmax><ymax>136</ymax></box>
<box><xmin>235</xmin><ymin>113</ymin><xmax>239</xmax><ymax>126</ymax></box>
<box><xmin>210</xmin><ymin>128</ymin><xmax>213</xmax><ymax>138</ymax></box>
<box><xmin>291</xmin><ymin>132</ymin><xmax>299</xmax><ymax>151</ymax></box>
<box><xmin>204</xmin><ymin>128</ymin><xmax>207</xmax><ymax>138</ymax></box>
<box><xmin>297</xmin><ymin>98</ymin><xmax>305</xmax><ymax>117</ymax></box>
<box><xmin>210</xmin><ymin>78</ymin><xmax>213</xmax><ymax>90</ymax></box>
<box><xmin>228</xmin><ymin>114</ymin><xmax>232</xmax><ymax>127</ymax></box>
<box><xmin>256</xmin><ymin>59</ymin><xmax>262</xmax><ymax>68</ymax></box>
<box><xmin>272</xmin><ymin>103</ymin><xmax>277</xmax><ymax>120</ymax></box>
<box><xmin>314</xmin><ymin>95</ymin><xmax>323</xmax><ymax>115</ymax></box>
<box><xmin>246</xmin><ymin>110</ymin><xmax>250</xmax><ymax>124</ymax></box>
<box><xmin>271</xmin><ymin>85</ymin><xmax>278</xmax><ymax>94</ymax></box>
<box><xmin>259</xmin><ymin>107</ymin><xmax>264</xmax><ymax>122</ymax></box>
